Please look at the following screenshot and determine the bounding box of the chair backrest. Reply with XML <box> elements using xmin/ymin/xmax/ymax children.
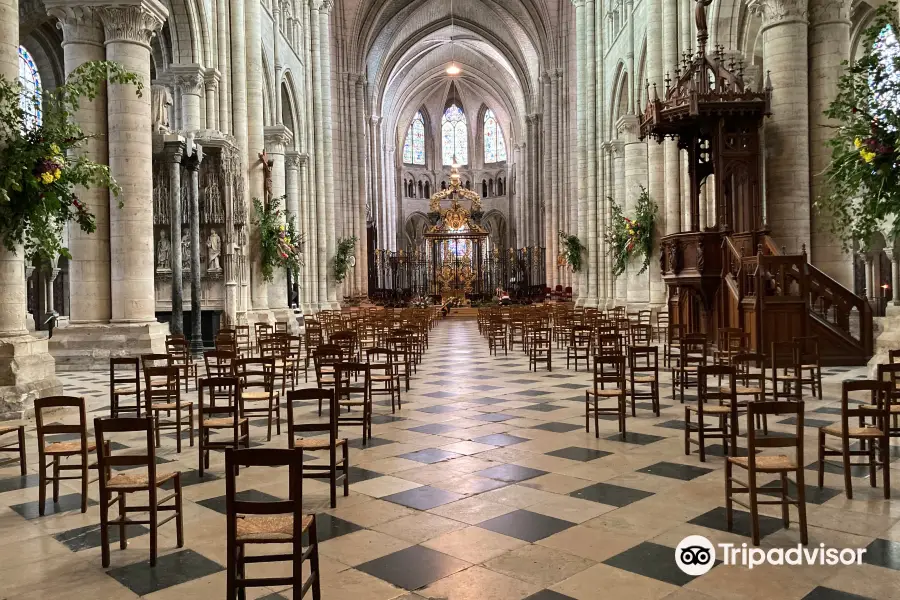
<box><xmin>628</xmin><ymin>345</ymin><xmax>658</xmax><ymax>373</ymax></box>
<box><xmin>110</xmin><ymin>357</ymin><xmax>140</xmax><ymax>392</ymax></box>
<box><xmin>680</xmin><ymin>334</ymin><xmax>708</xmax><ymax>368</ymax></box>
<box><xmin>166</xmin><ymin>337</ymin><xmax>192</xmax><ymax>363</ymax></box>
<box><xmin>596</xmin><ymin>332</ymin><xmax>622</xmax><ymax>356</ymax></box>
<box><xmin>286</xmin><ymin>388</ymin><xmax>337</xmax><ymax>445</ymax></box>
<box><xmin>698</xmin><ymin>364</ymin><xmax>736</xmax><ymax>409</ymax></box>
<box><xmin>215</xmin><ymin>333</ymin><xmax>237</xmax><ymax>353</ymax></box>
<box><xmin>205</xmin><ymin>350</ymin><xmax>236</xmax><ymax>377</ymax></box>
<box><xmin>236</xmin><ymin>357</ymin><xmax>276</xmax><ymax>393</ymax></box>
<box><xmin>94</xmin><ymin>416</ymin><xmax>157</xmax><ymax>488</ymax></box>
<box><xmin>744</xmin><ymin>401</ymin><xmax>805</xmax><ymax>463</ymax></box>
<box><xmin>141</xmin><ymin>353</ymin><xmax>172</xmax><ymax>370</ymax></box>
<box><xmin>591</xmin><ymin>354</ymin><xmax>626</xmax><ymax>391</ymax></box>
<box><xmin>274</xmin><ymin>321</ymin><xmax>288</xmax><ymax>334</ymax></box>
<box><xmin>657</xmin><ymin>311</ymin><xmax>670</xmax><ymax>325</ymax></box>
<box><xmin>731</xmin><ymin>352</ymin><xmax>768</xmax><ymax>392</ymax></box>
<box><xmin>143</xmin><ymin>365</ymin><xmax>180</xmax><ymax>408</ymax></box>
<box><xmin>35</xmin><ymin>396</ymin><xmax>88</xmax><ymax>452</ymax></box>
<box><xmin>770</xmin><ymin>340</ymin><xmax>800</xmax><ymax>371</ymax></box>
<box><xmin>793</xmin><ymin>336</ymin><xmax>820</xmax><ymax>365</ymax></box>
<box><xmin>198</xmin><ymin>376</ymin><xmax>241</xmax><ymax>422</ymax></box>
<box><xmin>571</xmin><ymin>325</ymin><xmax>593</xmax><ymax>346</ymax></box>
<box><xmin>366</xmin><ymin>347</ymin><xmax>393</xmax><ymax>368</ymax></box>
<box><xmin>841</xmin><ymin>380</ymin><xmax>891</xmax><ymax>433</ymax></box>
<box><xmin>877</xmin><ymin>362</ymin><xmax>900</xmax><ymax>398</ymax></box>
<box><xmin>630</xmin><ymin>323</ymin><xmax>652</xmax><ymax>345</ymax></box>
<box><xmin>225</xmin><ymin>448</ymin><xmax>304</xmax><ymax>544</ymax></box>
<box><xmin>259</xmin><ymin>336</ymin><xmax>288</xmax><ymax>361</ymax></box>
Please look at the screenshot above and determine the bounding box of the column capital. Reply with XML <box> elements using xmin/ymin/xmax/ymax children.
<box><xmin>92</xmin><ymin>1</ymin><xmax>168</xmax><ymax>48</ymax></box>
<box><xmin>571</xmin><ymin>0</ymin><xmax>585</xmax><ymax>8</ymax></box>
<box><xmin>553</xmin><ymin>69</ymin><xmax>563</xmax><ymax>80</ymax></box>
<box><xmin>285</xmin><ymin>149</ymin><xmax>302</xmax><ymax>170</ymax></box>
<box><xmin>748</xmin><ymin>0</ymin><xmax>808</xmax><ymax>27</ymax></box>
<box><xmin>203</xmin><ymin>68</ymin><xmax>221</xmax><ymax>92</ymax></box>
<box><xmin>162</xmin><ymin>134</ymin><xmax>186</xmax><ymax>162</ymax></box>
<box><xmin>808</xmin><ymin>0</ymin><xmax>851</xmax><ymax>26</ymax></box>
<box><xmin>44</xmin><ymin>4</ymin><xmax>104</xmax><ymax>46</ymax></box>
<box><xmin>264</xmin><ymin>124</ymin><xmax>294</xmax><ymax>155</ymax></box>
<box><xmin>542</xmin><ymin>71</ymin><xmax>552</xmax><ymax>83</ymax></box>
<box><xmin>371</xmin><ymin>115</ymin><xmax>382</xmax><ymax>125</ymax></box>
<box><xmin>170</xmin><ymin>64</ymin><xmax>205</xmax><ymax>96</ymax></box>
<box><xmin>183</xmin><ymin>144</ymin><xmax>203</xmax><ymax>171</ymax></box>
<box><xmin>615</xmin><ymin>114</ymin><xmax>640</xmax><ymax>141</ymax></box>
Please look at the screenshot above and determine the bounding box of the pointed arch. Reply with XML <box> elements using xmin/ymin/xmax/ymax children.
<box><xmin>403</xmin><ymin>109</ymin><xmax>427</xmax><ymax>165</ymax></box>
<box><xmin>483</xmin><ymin>107</ymin><xmax>507</xmax><ymax>164</ymax></box>
<box><xmin>441</xmin><ymin>101</ymin><xmax>468</xmax><ymax>166</ymax></box>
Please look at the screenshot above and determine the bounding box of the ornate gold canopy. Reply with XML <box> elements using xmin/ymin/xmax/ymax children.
<box><xmin>427</xmin><ymin>164</ymin><xmax>487</xmax><ymax>235</ymax></box>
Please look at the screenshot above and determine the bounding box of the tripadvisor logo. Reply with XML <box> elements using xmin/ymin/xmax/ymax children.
<box><xmin>675</xmin><ymin>535</ymin><xmax>867</xmax><ymax>574</ymax></box>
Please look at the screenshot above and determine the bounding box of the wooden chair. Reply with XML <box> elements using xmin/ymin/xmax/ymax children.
<box><xmin>877</xmin><ymin>362</ymin><xmax>900</xmax><ymax>438</ymax></box>
<box><xmin>254</xmin><ymin>323</ymin><xmax>273</xmax><ymax>351</ymax></box>
<box><xmin>629</xmin><ymin>323</ymin><xmax>652</xmax><ymax>347</ymax></box>
<box><xmin>595</xmin><ymin>332</ymin><xmax>622</xmax><ymax>357</ymax></box>
<box><xmin>260</xmin><ymin>335</ymin><xmax>291</xmax><ymax>398</ymax></box>
<box><xmin>685</xmin><ymin>365</ymin><xmax>738</xmax><ymax>462</ymax></box>
<box><xmin>236</xmin><ymin>357</ymin><xmax>280</xmax><ymax>441</ymax></box>
<box><xmin>817</xmin><ymin>380</ymin><xmax>891</xmax><ymax>499</ymax></box>
<box><xmin>487</xmin><ymin>317</ymin><xmax>508</xmax><ymax>356</ymax></box>
<box><xmin>287</xmin><ymin>388</ymin><xmax>349</xmax><ymax>508</ymax></box>
<box><xmin>731</xmin><ymin>352</ymin><xmax>769</xmax><ymax>434</ymax></box>
<box><xmin>303</xmin><ymin>325</ymin><xmax>324</xmax><ymax>382</ymax></box>
<box><xmin>725</xmin><ymin>400</ymin><xmax>808</xmax><ymax>546</ymax></box>
<box><xmin>110</xmin><ymin>357</ymin><xmax>142</xmax><ymax>418</ymax></box>
<box><xmin>336</xmin><ymin>362</ymin><xmax>373</xmax><ymax>445</ymax></box>
<box><xmin>225</xmin><ymin>448</ymin><xmax>321</xmax><ymax>600</ymax></box>
<box><xmin>509</xmin><ymin>313</ymin><xmax>527</xmax><ymax>352</ymax></box>
<box><xmin>771</xmin><ymin>341</ymin><xmax>803</xmax><ymax>401</ymax></box>
<box><xmin>314</xmin><ymin>344</ymin><xmax>344</xmax><ymax>415</ymax></box>
<box><xmin>629</xmin><ymin>345</ymin><xmax>660</xmax><ymax>416</ymax></box>
<box><xmin>198</xmin><ymin>377</ymin><xmax>250</xmax><ymax>477</ymax></box>
<box><xmin>655</xmin><ymin>311</ymin><xmax>669</xmax><ymax>343</ymax></box>
<box><xmin>675</xmin><ymin>333</ymin><xmax>708</xmax><ymax>404</ymax></box>
<box><xmin>664</xmin><ymin>322</ymin><xmax>684</xmax><ymax>369</ymax></box>
<box><xmin>94</xmin><ymin>416</ymin><xmax>184</xmax><ymax>567</ymax></box>
<box><xmin>234</xmin><ymin>325</ymin><xmax>252</xmax><ymax>357</ymax></box>
<box><xmin>567</xmin><ymin>325</ymin><xmax>593</xmax><ymax>371</ymax></box>
<box><xmin>215</xmin><ymin>332</ymin><xmax>237</xmax><ymax>354</ymax></box>
<box><xmin>585</xmin><ymin>355</ymin><xmax>627</xmax><ymax>438</ymax></box>
<box><xmin>205</xmin><ymin>349</ymin><xmax>237</xmax><ymax>377</ymax></box>
<box><xmin>386</xmin><ymin>336</ymin><xmax>412</xmax><ymax>392</ymax></box>
<box><xmin>34</xmin><ymin>396</ymin><xmax>99</xmax><ymax>515</ymax></box>
<box><xmin>529</xmin><ymin>327</ymin><xmax>553</xmax><ymax>372</ymax></box>
<box><xmin>144</xmin><ymin>364</ymin><xmax>194</xmax><ymax>452</ymax></box>
<box><xmin>367</xmin><ymin>347</ymin><xmax>401</xmax><ymax>412</ymax></box>
<box><xmin>166</xmin><ymin>337</ymin><xmax>198</xmax><ymax>393</ymax></box>
<box><xmin>330</xmin><ymin>330</ymin><xmax>360</xmax><ymax>362</ymax></box>
<box><xmin>794</xmin><ymin>336</ymin><xmax>823</xmax><ymax>400</ymax></box>
<box><xmin>275</xmin><ymin>321</ymin><xmax>289</xmax><ymax>335</ymax></box>
<box><xmin>0</xmin><ymin>424</ymin><xmax>26</xmax><ymax>475</ymax></box>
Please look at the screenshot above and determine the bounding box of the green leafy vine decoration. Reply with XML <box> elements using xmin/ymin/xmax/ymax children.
<box><xmin>0</xmin><ymin>61</ymin><xmax>143</xmax><ymax>264</ymax></box>
<box><xmin>558</xmin><ymin>231</ymin><xmax>585</xmax><ymax>272</ymax></box>
<box><xmin>605</xmin><ymin>186</ymin><xmax>657</xmax><ymax>277</ymax></box>
<box><xmin>333</xmin><ymin>236</ymin><xmax>358</xmax><ymax>283</ymax></box>
<box><xmin>252</xmin><ymin>195</ymin><xmax>304</xmax><ymax>282</ymax></box>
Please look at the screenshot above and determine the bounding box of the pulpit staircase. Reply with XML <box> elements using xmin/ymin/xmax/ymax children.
<box><xmin>720</xmin><ymin>233</ymin><xmax>872</xmax><ymax>365</ymax></box>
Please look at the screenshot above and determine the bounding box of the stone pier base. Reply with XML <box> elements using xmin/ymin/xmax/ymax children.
<box><xmin>0</xmin><ymin>335</ymin><xmax>62</xmax><ymax>420</ymax></box>
<box><xmin>48</xmin><ymin>321</ymin><xmax>168</xmax><ymax>372</ymax></box>
<box><xmin>868</xmin><ymin>304</ymin><xmax>900</xmax><ymax>378</ymax></box>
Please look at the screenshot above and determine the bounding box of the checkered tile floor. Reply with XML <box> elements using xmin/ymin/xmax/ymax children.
<box><xmin>1</xmin><ymin>318</ymin><xmax>899</xmax><ymax>599</ymax></box>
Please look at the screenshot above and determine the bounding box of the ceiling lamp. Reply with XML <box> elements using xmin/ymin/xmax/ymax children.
<box><xmin>446</xmin><ymin>63</ymin><xmax>461</xmax><ymax>76</ymax></box>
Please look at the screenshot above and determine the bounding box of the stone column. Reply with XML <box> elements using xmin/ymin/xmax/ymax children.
<box><xmin>809</xmin><ymin>0</ymin><xmax>852</xmax><ymax>286</ymax></box>
<box><xmin>355</xmin><ymin>75</ymin><xmax>369</xmax><ymax>297</ymax></box>
<box><xmin>646</xmin><ymin>0</ymin><xmax>665</xmax><ymax>240</ymax></box>
<box><xmin>573</xmin><ymin>0</ymin><xmax>585</xmax><ymax>304</ymax></box>
<box><xmin>584</xmin><ymin>0</ymin><xmax>598</xmax><ymax>307</ymax></box>
<box><xmin>320</xmin><ymin>0</ymin><xmax>339</xmax><ymax>308</ymax></box>
<box><xmin>885</xmin><ymin>246</ymin><xmax>900</xmax><ymax>306</ymax></box>
<box><xmin>47</xmin><ymin>5</ymin><xmax>110</xmax><ymax>324</ymax></box>
<box><xmin>542</xmin><ymin>73</ymin><xmax>555</xmax><ymax>288</ymax></box>
<box><xmin>310</xmin><ymin>0</ymin><xmax>328</xmax><ymax>305</ymax></box>
<box><xmin>97</xmin><ymin>2</ymin><xmax>167</xmax><ymax>327</ymax></box>
<box><xmin>0</xmin><ymin>0</ymin><xmax>60</xmax><ymax>416</ymax></box>
<box><xmin>265</xmin><ymin>125</ymin><xmax>293</xmax><ymax>310</ymax></box>
<box><xmin>171</xmin><ymin>64</ymin><xmax>205</xmax><ymax>132</ymax></box>
<box><xmin>620</xmin><ymin>116</ymin><xmax>650</xmax><ymax>305</ymax></box>
<box><xmin>865</xmin><ymin>253</ymin><xmax>875</xmax><ymax>301</ymax></box>
<box><xmin>285</xmin><ymin>150</ymin><xmax>300</xmax><ymax>308</ymax></box>
<box><xmin>611</xmin><ymin>140</ymin><xmax>626</xmax><ymax>306</ymax></box>
<box><xmin>246</xmin><ymin>0</ymin><xmax>268</xmax><ymax>313</ymax></box>
<box><xmin>164</xmin><ymin>137</ymin><xmax>185</xmax><ymax>334</ymax></box>
<box><xmin>204</xmin><ymin>68</ymin><xmax>219</xmax><ymax>132</ymax></box>
<box><xmin>216</xmin><ymin>0</ymin><xmax>230</xmax><ymax>134</ymax></box>
<box><xmin>229</xmin><ymin>0</ymin><xmax>248</xmax><ymax>315</ymax></box>
<box><xmin>184</xmin><ymin>145</ymin><xmax>203</xmax><ymax>353</ymax></box>
<box><xmin>752</xmin><ymin>0</ymin><xmax>810</xmax><ymax>253</ymax></box>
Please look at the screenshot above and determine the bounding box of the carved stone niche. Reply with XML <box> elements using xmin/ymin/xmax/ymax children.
<box><xmin>152</xmin><ymin>133</ymin><xmax>244</xmax><ymax>315</ymax></box>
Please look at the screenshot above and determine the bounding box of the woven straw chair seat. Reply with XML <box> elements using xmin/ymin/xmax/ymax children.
<box><xmin>113</xmin><ymin>386</ymin><xmax>138</xmax><ymax>395</ymax></box>
<box><xmin>728</xmin><ymin>455</ymin><xmax>796</xmax><ymax>472</ymax></box>
<box><xmin>632</xmin><ymin>375</ymin><xmax>656</xmax><ymax>383</ymax></box>
<box><xmin>106</xmin><ymin>470</ymin><xmax>177</xmax><ymax>490</ymax></box>
<box><xmin>151</xmin><ymin>401</ymin><xmax>191</xmax><ymax>411</ymax></box>
<box><xmin>45</xmin><ymin>440</ymin><xmax>96</xmax><ymax>454</ymax></box>
<box><xmin>821</xmin><ymin>424</ymin><xmax>884</xmax><ymax>438</ymax></box>
<box><xmin>729</xmin><ymin>386</ymin><xmax>763</xmax><ymax>395</ymax></box>
<box><xmin>243</xmin><ymin>391</ymin><xmax>275</xmax><ymax>401</ymax></box>
<box><xmin>203</xmin><ymin>417</ymin><xmax>248</xmax><ymax>428</ymax></box>
<box><xmin>294</xmin><ymin>437</ymin><xmax>346</xmax><ymax>450</ymax></box>
<box><xmin>687</xmin><ymin>404</ymin><xmax>731</xmax><ymax>414</ymax></box>
<box><xmin>236</xmin><ymin>514</ymin><xmax>313</xmax><ymax>542</ymax></box>
<box><xmin>0</xmin><ymin>425</ymin><xmax>22</xmax><ymax>436</ymax></box>
<box><xmin>586</xmin><ymin>389</ymin><xmax>623</xmax><ymax>397</ymax></box>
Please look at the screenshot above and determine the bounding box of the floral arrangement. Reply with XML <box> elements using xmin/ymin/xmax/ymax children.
<box><xmin>333</xmin><ymin>235</ymin><xmax>358</xmax><ymax>283</ymax></box>
<box><xmin>817</xmin><ymin>2</ymin><xmax>900</xmax><ymax>249</ymax></box>
<box><xmin>252</xmin><ymin>195</ymin><xmax>303</xmax><ymax>281</ymax></box>
<box><xmin>0</xmin><ymin>61</ymin><xmax>142</xmax><ymax>264</ymax></box>
<box><xmin>558</xmin><ymin>231</ymin><xmax>584</xmax><ymax>272</ymax></box>
<box><xmin>605</xmin><ymin>186</ymin><xmax>657</xmax><ymax>277</ymax></box>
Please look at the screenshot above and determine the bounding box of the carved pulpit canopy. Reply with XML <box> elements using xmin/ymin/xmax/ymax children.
<box><xmin>640</xmin><ymin>0</ymin><xmax>772</xmax><ymax>142</ymax></box>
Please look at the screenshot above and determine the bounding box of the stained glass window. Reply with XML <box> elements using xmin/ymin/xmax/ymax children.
<box><xmin>18</xmin><ymin>46</ymin><xmax>41</xmax><ymax>130</ymax></box>
<box><xmin>872</xmin><ymin>25</ymin><xmax>900</xmax><ymax>126</ymax></box>
<box><xmin>402</xmin><ymin>111</ymin><xmax>426</xmax><ymax>165</ymax></box>
<box><xmin>483</xmin><ymin>109</ymin><xmax>507</xmax><ymax>163</ymax></box>
<box><xmin>441</xmin><ymin>104</ymin><xmax>468</xmax><ymax>166</ymax></box>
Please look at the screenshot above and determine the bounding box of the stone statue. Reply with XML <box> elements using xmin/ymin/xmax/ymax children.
<box><xmin>207</xmin><ymin>229</ymin><xmax>222</xmax><ymax>272</ymax></box>
<box><xmin>151</xmin><ymin>84</ymin><xmax>173</xmax><ymax>133</ymax></box>
<box><xmin>156</xmin><ymin>229</ymin><xmax>170</xmax><ymax>271</ymax></box>
<box><xmin>696</xmin><ymin>0</ymin><xmax>713</xmax><ymax>44</ymax></box>
<box><xmin>181</xmin><ymin>228</ymin><xmax>191</xmax><ymax>269</ymax></box>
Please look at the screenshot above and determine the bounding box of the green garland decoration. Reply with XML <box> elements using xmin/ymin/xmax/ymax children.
<box><xmin>252</xmin><ymin>195</ymin><xmax>304</xmax><ymax>282</ymax></box>
<box><xmin>333</xmin><ymin>235</ymin><xmax>358</xmax><ymax>283</ymax></box>
<box><xmin>558</xmin><ymin>231</ymin><xmax>585</xmax><ymax>272</ymax></box>
<box><xmin>605</xmin><ymin>186</ymin><xmax>657</xmax><ymax>277</ymax></box>
<box><xmin>816</xmin><ymin>2</ymin><xmax>900</xmax><ymax>250</ymax></box>
<box><xmin>0</xmin><ymin>61</ymin><xmax>143</xmax><ymax>264</ymax></box>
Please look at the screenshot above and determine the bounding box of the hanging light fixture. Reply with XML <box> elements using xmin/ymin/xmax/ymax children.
<box><xmin>446</xmin><ymin>0</ymin><xmax>460</xmax><ymax>75</ymax></box>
